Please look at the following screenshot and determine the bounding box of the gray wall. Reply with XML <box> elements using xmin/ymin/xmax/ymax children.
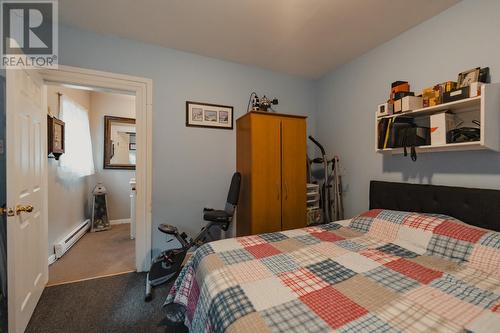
<box><xmin>57</xmin><ymin>25</ymin><xmax>317</xmax><ymax>253</ymax></box>
<box><xmin>46</xmin><ymin>85</ymin><xmax>91</xmax><ymax>256</ymax></box>
<box><xmin>88</xmin><ymin>91</ymin><xmax>135</xmax><ymax>221</ymax></box>
<box><xmin>316</xmin><ymin>0</ymin><xmax>500</xmax><ymax>218</ymax></box>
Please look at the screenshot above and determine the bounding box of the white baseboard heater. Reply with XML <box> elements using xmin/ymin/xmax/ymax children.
<box><xmin>54</xmin><ymin>219</ymin><xmax>90</xmax><ymax>259</ymax></box>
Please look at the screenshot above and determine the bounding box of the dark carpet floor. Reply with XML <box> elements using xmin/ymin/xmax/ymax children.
<box><xmin>26</xmin><ymin>272</ymin><xmax>188</xmax><ymax>333</ymax></box>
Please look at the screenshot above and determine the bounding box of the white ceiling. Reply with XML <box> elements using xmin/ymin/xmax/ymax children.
<box><xmin>59</xmin><ymin>0</ymin><xmax>459</xmax><ymax>79</ymax></box>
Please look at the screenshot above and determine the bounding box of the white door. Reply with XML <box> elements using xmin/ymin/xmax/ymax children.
<box><xmin>6</xmin><ymin>68</ymin><xmax>48</xmax><ymax>333</ymax></box>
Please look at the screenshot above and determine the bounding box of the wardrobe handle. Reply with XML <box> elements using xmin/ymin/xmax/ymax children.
<box><xmin>276</xmin><ymin>183</ymin><xmax>280</xmax><ymax>200</ymax></box>
<box><xmin>284</xmin><ymin>182</ymin><xmax>288</xmax><ymax>200</ymax></box>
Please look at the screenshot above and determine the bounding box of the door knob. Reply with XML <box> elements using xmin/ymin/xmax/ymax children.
<box><xmin>16</xmin><ymin>204</ymin><xmax>34</xmax><ymax>215</ymax></box>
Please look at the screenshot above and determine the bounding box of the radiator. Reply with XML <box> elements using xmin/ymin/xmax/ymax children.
<box><xmin>54</xmin><ymin>219</ymin><xmax>90</xmax><ymax>259</ymax></box>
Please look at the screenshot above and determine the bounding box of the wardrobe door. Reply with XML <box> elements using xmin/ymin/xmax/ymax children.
<box><xmin>250</xmin><ymin>115</ymin><xmax>282</xmax><ymax>234</ymax></box>
<box><xmin>281</xmin><ymin>117</ymin><xmax>307</xmax><ymax>231</ymax></box>
<box><xmin>236</xmin><ymin>114</ymin><xmax>252</xmax><ymax>236</ymax></box>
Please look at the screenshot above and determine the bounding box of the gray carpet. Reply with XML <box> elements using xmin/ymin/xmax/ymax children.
<box><xmin>26</xmin><ymin>272</ymin><xmax>187</xmax><ymax>333</ymax></box>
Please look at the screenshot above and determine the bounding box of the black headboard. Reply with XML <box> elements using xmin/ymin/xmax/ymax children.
<box><xmin>370</xmin><ymin>181</ymin><xmax>500</xmax><ymax>232</ymax></box>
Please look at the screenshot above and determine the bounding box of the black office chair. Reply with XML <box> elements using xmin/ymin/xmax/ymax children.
<box><xmin>145</xmin><ymin>172</ymin><xmax>241</xmax><ymax>301</ymax></box>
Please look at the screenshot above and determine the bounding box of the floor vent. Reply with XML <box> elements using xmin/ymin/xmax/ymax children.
<box><xmin>54</xmin><ymin>219</ymin><xmax>90</xmax><ymax>259</ymax></box>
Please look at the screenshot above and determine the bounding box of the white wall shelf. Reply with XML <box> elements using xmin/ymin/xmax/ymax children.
<box><xmin>376</xmin><ymin>83</ymin><xmax>500</xmax><ymax>154</ymax></box>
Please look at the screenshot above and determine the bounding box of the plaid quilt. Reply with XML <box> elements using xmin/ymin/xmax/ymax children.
<box><xmin>166</xmin><ymin>209</ymin><xmax>500</xmax><ymax>332</ymax></box>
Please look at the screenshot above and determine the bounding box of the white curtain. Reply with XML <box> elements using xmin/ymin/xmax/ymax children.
<box><xmin>59</xmin><ymin>96</ymin><xmax>95</xmax><ymax>177</ymax></box>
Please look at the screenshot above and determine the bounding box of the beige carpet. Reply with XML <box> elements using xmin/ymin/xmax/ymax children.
<box><xmin>48</xmin><ymin>223</ymin><xmax>135</xmax><ymax>286</ymax></box>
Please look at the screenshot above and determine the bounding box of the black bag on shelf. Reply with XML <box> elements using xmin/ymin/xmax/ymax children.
<box><xmin>401</xmin><ymin>127</ymin><xmax>431</xmax><ymax>161</ymax></box>
<box><xmin>389</xmin><ymin>117</ymin><xmax>414</xmax><ymax>148</ymax></box>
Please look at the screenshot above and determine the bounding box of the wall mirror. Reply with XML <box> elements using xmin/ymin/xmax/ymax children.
<box><xmin>104</xmin><ymin>116</ymin><xmax>136</xmax><ymax>170</ymax></box>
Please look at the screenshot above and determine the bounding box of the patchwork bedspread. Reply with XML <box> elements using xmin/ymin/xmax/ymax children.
<box><xmin>166</xmin><ymin>209</ymin><xmax>500</xmax><ymax>332</ymax></box>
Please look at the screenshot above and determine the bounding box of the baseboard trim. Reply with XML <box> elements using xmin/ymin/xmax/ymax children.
<box><xmin>110</xmin><ymin>218</ymin><xmax>131</xmax><ymax>225</ymax></box>
<box><xmin>48</xmin><ymin>254</ymin><xmax>56</xmax><ymax>266</ymax></box>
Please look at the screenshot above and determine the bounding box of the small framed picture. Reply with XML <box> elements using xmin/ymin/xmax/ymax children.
<box><xmin>191</xmin><ymin>108</ymin><xmax>203</xmax><ymax>122</ymax></box>
<box><xmin>47</xmin><ymin>115</ymin><xmax>65</xmax><ymax>160</ymax></box>
<box><xmin>457</xmin><ymin>67</ymin><xmax>480</xmax><ymax>88</ymax></box>
<box><xmin>219</xmin><ymin>110</ymin><xmax>229</xmax><ymax>123</ymax></box>
<box><xmin>186</xmin><ymin>101</ymin><xmax>233</xmax><ymax>129</ymax></box>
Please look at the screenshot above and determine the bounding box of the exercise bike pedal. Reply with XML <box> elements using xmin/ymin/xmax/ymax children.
<box><xmin>145</xmin><ymin>248</ymin><xmax>188</xmax><ymax>302</ymax></box>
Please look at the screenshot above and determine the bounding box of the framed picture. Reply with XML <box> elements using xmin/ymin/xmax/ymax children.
<box><xmin>47</xmin><ymin>115</ymin><xmax>65</xmax><ymax>160</ymax></box>
<box><xmin>186</xmin><ymin>101</ymin><xmax>234</xmax><ymax>129</ymax></box>
<box><xmin>457</xmin><ymin>67</ymin><xmax>480</xmax><ymax>88</ymax></box>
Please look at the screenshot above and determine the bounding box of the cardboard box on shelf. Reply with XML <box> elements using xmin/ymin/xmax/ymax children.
<box><xmin>390</xmin><ymin>81</ymin><xmax>410</xmax><ymax>101</ymax></box>
<box><xmin>436</xmin><ymin>81</ymin><xmax>457</xmax><ymax>96</ymax></box>
<box><xmin>401</xmin><ymin>96</ymin><xmax>423</xmax><ymax>112</ymax></box>
<box><xmin>394</xmin><ymin>99</ymin><xmax>402</xmax><ymax>113</ymax></box>
<box><xmin>469</xmin><ymin>82</ymin><xmax>484</xmax><ymax>98</ymax></box>
<box><xmin>431</xmin><ymin>112</ymin><xmax>456</xmax><ymax>145</ymax></box>
<box><xmin>422</xmin><ymin>86</ymin><xmax>440</xmax><ymax>107</ymax></box>
<box><xmin>377</xmin><ymin>102</ymin><xmax>393</xmax><ymax>117</ymax></box>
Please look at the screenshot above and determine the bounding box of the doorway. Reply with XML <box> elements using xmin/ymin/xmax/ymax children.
<box><xmin>6</xmin><ymin>65</ymin><xmax>152</xmax><ymax>333</ymax></box>
<box><xmin>38</xmin><ymin>65</ymin><xmax>153</xmax><ymax>273</ymax></box>
<box><xmin>45</xmin><ymin>84</ymin><xmax>137</xmax><ymax>286</ymax></box>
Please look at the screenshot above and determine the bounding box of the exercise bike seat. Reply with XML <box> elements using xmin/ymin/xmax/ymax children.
<box><xmin>203</xmin><ymin>210</ymin><xmax>231</xmax><ymax>222</ymax></box>
<box><xmin>158</xmin><ymin>224</ymin><xmax>178</xmax><ymax>235</ymax></box>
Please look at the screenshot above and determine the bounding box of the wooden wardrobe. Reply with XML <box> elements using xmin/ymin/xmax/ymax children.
<box><xmin>236</xmin><ymin>111</ymin><xmax>307</xmax><ymax>236</ymax></box>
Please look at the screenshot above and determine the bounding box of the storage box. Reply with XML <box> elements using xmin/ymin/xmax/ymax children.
<box><xmin>422</xmin><ymin>87</ymin><xmax>440</xmax><ymax>107</ymax></box>
<box><xmin>394</xmin><ymin>99</ymin><xmax>402</xmax><ymax>113</ymax></box>
<box><xmin>444</xmin><ymin>81</ymin><xmax>457</xmax><ymax>92</ymax></box>
<box><xmin>390</xmin><ymin>81</ymin><xmax>410</xmax><ymax>101</ymax></box>
<box><xmin>394</xmin><ymin>91</ymin><xmax>414</xmax><ymax>100</ymax></box>
<box><xmin>377</xmin><ymin>102</ymin><xmax>393</xmax><ymax>117</ymax></box>
<box><xmin>391</xmin><ymin>81</ymin><xmax>408</xmax><ymax>88</ymax></box>
<box><xmin>401</xmin><ymin>96</ymin><xmax>423</xmax><ymax>112</ymax></box>
<box><xmin>436</xmin><ymin>81</ymin><xmax>457</xmax><ymax>95</ymax></box>
<box><xmin>431</xmin><ymin>112</ymin><xmax>456</xmax><ymax>145</ymax></box>
<box><xmin>469</xmin><ymin>82</ymin><xmax>484</xmax><ymax>98</ymax></box>
<box><xmin>442</xmin><ymin>87</ymin><xmax>470</xmax><ymax>103</ymax></box>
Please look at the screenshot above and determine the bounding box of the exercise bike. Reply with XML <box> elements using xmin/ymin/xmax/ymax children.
<box><xmin>308</xmin><ymin>136</ymin><xmax>344</xmax><ymax>223</ymax></box>
<box><xmin>145</xmin><ymin>172</ymin><xmax>241</xmax><ymax>302</ymax></box>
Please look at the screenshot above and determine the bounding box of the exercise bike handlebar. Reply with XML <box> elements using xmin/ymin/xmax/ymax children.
<box><xmin>308</xmin><ymin>136</ymin><xmax>326</xmax><ymax>155</ymax></box>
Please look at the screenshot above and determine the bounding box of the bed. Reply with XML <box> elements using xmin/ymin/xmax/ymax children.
<box><xmin>166</xmin><ymin>181</ymin><xmax>500</xmax><ymax>332</ymax></box>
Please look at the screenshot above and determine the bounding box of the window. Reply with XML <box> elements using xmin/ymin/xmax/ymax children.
<box><xmin>59</xmin><ymin>96</ymin><xmax>95</xmax><ymax>177</ymax></box>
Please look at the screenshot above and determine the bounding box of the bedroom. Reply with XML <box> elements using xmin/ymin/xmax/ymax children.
<box><xmin>0</xmin><ymin>0</ymin><xmax>499</xmax><ymax>332</ymax></box>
